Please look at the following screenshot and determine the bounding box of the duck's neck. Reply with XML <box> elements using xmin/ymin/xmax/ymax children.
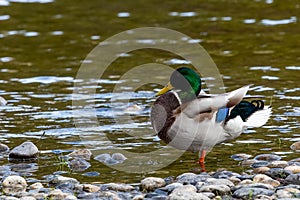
<box><xmin>177</xmin><ymin>81</ymin><xmax>201</xmax><ymax>103</ymax></box>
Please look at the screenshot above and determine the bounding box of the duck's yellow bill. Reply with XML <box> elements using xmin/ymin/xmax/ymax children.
<box><xmin>156</xmin><ymin>82</ymin><xmax>173</xmax><ymax>96</ymax></box>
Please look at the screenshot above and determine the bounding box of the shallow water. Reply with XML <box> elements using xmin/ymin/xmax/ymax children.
<box><xmin>0</xmin><ymin>0</ymin><xmax>299</xmax><ymax>184</ymax></box>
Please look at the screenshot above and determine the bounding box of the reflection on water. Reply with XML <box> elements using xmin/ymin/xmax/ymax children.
<box><xmin>0</xmin><ymin>0</ymin><xmax>299</xmax><ymax>183</ymax></box>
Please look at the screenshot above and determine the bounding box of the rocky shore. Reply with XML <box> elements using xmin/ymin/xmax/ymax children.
<box><xmin>1</xmin><ymin>146</ymin><xmax>300</xmax><ymax>199</ymax></box>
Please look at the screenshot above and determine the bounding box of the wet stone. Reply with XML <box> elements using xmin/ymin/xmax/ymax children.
<box><xmin>233</xmin><ymin>187</ymin><xmax>274</xmax><ymax>199</ymax></box>
<box><xmin>82</xmin><ymin>184</ymin><xmax>100</xmax><ymax>193</ymax></box>
<box><xmin>285</xmin><ymin>174</ymin><xmax>300</xmax><ymax>185</ymax></box>
<box><xmin>29</xmin><ymin>182</ymin><xmax>43</xmax><ymax>190</ymax></box>
<box><xmin>68</xmin><ymin>149</ymin><xmax>92</xmax><ymax>160</ymax></box>
<box><xmin>199</xmin><ymin>184</ymin><xmax>231</xmax><ymax>195</ymax></box>
<box><xmin>276</xmin><ymin>187</ymin><xmax>300</xmax><ymax>198</ymax></box>
<box><xmin>241</xmin><ymin>159</ymin><xmax>256</xmax><ymax>167</ymax></box>
<box><xmin>2</xmin><ymin>175</ymin><xmax>27</xmax><ymax>194</ymax></box>
<box><xmin>169</xmin><ymin>185</ymin><xmax>209</xmax><ymax>200</ymax></box>
<box><xmin>253</xmin><ymin>166</ymin><xmax>270</xmax><ymax>174</ymax></box>
<box><xmin>254</xmin><ymin>154</ymin><xmax>281</xmax><ymax>162</ymax></box>
<box><xmin>20</xmin><ymin>197</ymin><xmax>36</xmax><ymax>200</ymax></box>
<box><xmin>290</xmin><ymin>141</ymin><xmax>300</xmax><ymax>151</ymax></box>
<box><xmin>9</xmin><ymin>141</ymin><xmax>39</xmax><ymax>160</ymax></box>
<box><xmin>284</xmin><ymin>165</ymin><xmax>300</xmax><ymax>173</ymax></box>
<box><xmin>48</xmin><ymin>175</ymin><xmax>79</xmax><ymax>186</ymax></box>
<box><xmin>253</xmin><ymin>174</ymin><xmax>280</xmax><ymax>187</ymax></box>
<box><xmin>251</xmin><ymin>161</ymin><xmax>270</xmax><ymax>168</ymax></box>
<box><xmin>103</xmin><ymin>183</ymin><xmax>135</xmax><ymax>192</ymax></box>
<box><xmin>0</xmin><ymin>143</ymin><xmax>9</xmax><ymax>152</ymax></box>
<box><xmin>160</xmin><ymin>182</ymin><xmax>183</xmax><ymax>193</ymax></box>
<box><xmin>111</xmin><ymin>153</ymin><xmax>127</xmax><ymax>163</ymax></box>
<box><xmin>175</xmin><ymin>172</ymin><xmax>210</xmax><ymax>185</ymax></box>
<box><xmin>231</xmin><ymin>153</ymin><xmax>252</xmax><ymax>161</ymax></box>
<box><xmin>68</xmin><ymin>158</ymin><xmax>91</xmax><ymax>171</ymax></box>
<box><xmin>0</xmin><ymin>96</ymin><xmax>6</xmax><ymax>106</ymax></box>
<box><xmin>205</xmin><ymin>178</ymin><xmax>234</xmax><ymax>187</ymax></box>
<box><xmin>140</xmin><ymin>177</ymin><xmax>165</xmax><ymax>192</ymax></box>
<box><xmin>265</xmin><ymin>168</ymin><xmax>291</xmax><ymax>179</ymax></box>
<box><xmin>268</xmin><ymin>160</ymin><xmax>288</xmax><ymax>168</ymax></box>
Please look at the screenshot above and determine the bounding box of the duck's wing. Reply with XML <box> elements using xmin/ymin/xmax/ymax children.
<box><xmin>182</xmin><ymin>85</ymin><xmax>251</xmax><ymax>118</ymax></box>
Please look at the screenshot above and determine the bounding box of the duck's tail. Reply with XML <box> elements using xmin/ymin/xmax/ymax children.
<box><xmin>227</xmin><ymin>100</ymin><xmax>272</xmax><ymax>127</ymax></box>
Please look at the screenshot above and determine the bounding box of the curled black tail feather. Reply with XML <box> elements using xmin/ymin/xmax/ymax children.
<box><xmin>227</xmin><ymin>100</ymin><xmax>264</xmax><ymax>122</ymax></box>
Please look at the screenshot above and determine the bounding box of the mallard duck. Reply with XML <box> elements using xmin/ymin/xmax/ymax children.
<box><xmin>151</xmin><ymin>67</ymin><xmax>271</xmax><ymax>169</ymax></box>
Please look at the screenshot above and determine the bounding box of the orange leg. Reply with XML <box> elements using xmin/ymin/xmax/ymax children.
<box><xmin>198</xmin><ymin>150</ymin><xmax>206</xmax><ymax>172</ymax></box>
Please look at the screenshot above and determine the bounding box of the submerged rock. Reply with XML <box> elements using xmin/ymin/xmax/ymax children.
<box><xmin>68</xmin><ymin>149</ymin><xmax>92</xmax><ymax>160</ymax></box>
<box><xmin>169</xmin><ymin>185</ymin><xmax>210</xmax><ymax>200</ymax></box>
<box><xmin>254</xmin><ymin>154</ymin><xmax>281</xmax><ymax>162</ymax></box>
<box><xmin>94</xmin><ymin>153</ymin><xmax>127</xmax><ymax>165</ymax></box>
<box><xmin>68</xmin><ymin>158</ymin><xmax>91</xmax><ymax>171</ymax></box>
<box><xmin>8</xmin><ymin>141</ymin><xmax>39</xmax><ymax>160</ymax></box>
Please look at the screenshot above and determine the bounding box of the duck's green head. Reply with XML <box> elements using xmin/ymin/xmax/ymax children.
<box><xmin>156</xmin><ymin>67</ymin><xmax>201</xmax><ymax>102</ymax></box>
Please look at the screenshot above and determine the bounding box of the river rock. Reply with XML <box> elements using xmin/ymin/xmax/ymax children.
<box><xmin>47</xmin><ymin>189</ymin><xmax>70</xmax><ymax>199</ymax></box>
<box><xmin>2</xmin><ymin>175</ymin><xmax>27</xmax><ymax>195</ymax></box>
<box><xmin>199</xmin><ymin>184</ymin><xmax>231</xmax><ymax>195</ymax></box>
<box><xmin>253</xmin><ymin>174</ymin><xmax>280</xmax><ymax>187</ymax></box>
<box><xmin>233</xmin><ymin>187</ymin><xmax>274</xmax><ymax>199</ymax></box>
<box><xmin>0</xmin><ymin>143</ymin><xmax>9</xmax><ymax>152</ymax></box>
<box><xmin>251</xmin><ymin>161</ymin><xmax>270</xmax><ymax>168</ymax></box>
<box><xmin>290</xmin><ymin>141</ymin><xmax>300</xmax><ymax>151</ymax></box>
<box><xmin>68</xmin><ymin>158</ymin><xmax>91</xmax><ymax>171</ymax></box>
<box><xmin>8</xmin><ymin>141</ymin><xmax>39</xmax><ymax>160</ymax></box>
<box><xmin>231</xmin><ymin>153</ymin><xmax>252</xmax><ymax>161</ymax></box>
<box><xmin>176</xmin><ymin>172</ymin><xmax>210</xmax><ymax>185</ymax></box>
<box><xmin>20</xmin><ymin>197</ymin><xmax>36</xmax><ymax>200</ymax></box>
<box><xmin>205</xmin><ymin>178</ymin><xmax>234</xmax><ymax>187</ymax></box>
<box><xmin>68</xmin><ymin>149</ymin><xmax>92</xmax><ymax>160</ymax></box>
<box><xmin>111</xmin><ymin>153</ymin><xmax>127</xmax><ymax>162</ymax></box>
<box><xmin>268</xmin><ymin>160</ymin><xmax>288</xmax><ymax>168</ymax></box>
<box><xmin>140</xmin><ymin>177</ymin><xmax>166</xmax><ymax>192</ymax></box>
<box><xmin>253</xmin><ymin>166</ymin><xmax>270</xmax><ymax>174</ymax></box>
<box><xmin>103</xmin><ymin>183</ymin><xmax>135</xmax><ymax>192</ymax></box>
<box><xmin>82</xmin><ymin>184</ymin><xmax>100</xmax><ymax>193</ymax></box>
<box><xmin>265</xmin><ymin>168</ymin><xmax>291</xmax><ymax>179</ymax></box>
<box><xmin>254</xmin><ymin>154</ymin><xmax>281</xmax><ymax>162</ymax></box>
<box><xmin>29</xmin><ymin>182</ymin><xmax>43</xmax><ymax>190</ymax></box>
<box><xmin>284</xmin><ymin>165</ymin><xmax>300</xmax><ymax>173</ymax></box>
<box><xmin>285</xmin><ymin>174</ymin><xmax>300</xmax><ymax>185</ymax></box>
<box><xmin>0</xmin><ymin>96</ymin><xmax>7</xmax><ymax>106</ymax></box>
<box><xmin>169</xmin><ymin>185</ymin><xmax>209</xmax><ymax>200</ymax></box>
<box><xmin>241</xmin><ymin>159</ymin><xmax>256</xmax><ymax>166</ymax></box>
<box><xmin>48</xmin><ymin>175</ymin><xmax>79</xmax><ymax>186</ymax></box>
<box><xmin>276</xmin><ymin>187</ymin><xmax>300</xmax><ymax>198</ymax></box>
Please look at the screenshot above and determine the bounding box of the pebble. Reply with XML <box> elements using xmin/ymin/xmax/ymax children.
<box><xmin>48</xmin><ymin>175</ymin><xmax>79</xmax><ymax>186</ymax></box>
<box><xmin>231</xmin><ymin>153</ymin><xmax>252</xmax><ymax>161</ymax></box>
<box><xmin>0</xmin><ymin>143</ymin><xmax>9</xmax><ymax>152</ymax></box>
<box><xmin>94</xmin><ymin>153</ymin><xmax>127</xmax><ymax>165</ymax></box>
<box><xmin>68</xmin><ymin>149</ymin><xmax>92</xmax><ymax>160</ymax></box>
<box><xmin>268</xmin><ymin>160</ymin><xmax>288</xmax><ymax>168</ymax></box>
<box><xmin>285</xmin><ymin>174</ymin><xmax>300</xmax><ymax>185</ymax></box>
<box><xmin>68</xmin><ymin>158</ymin><xmax>91</xmax><ymax>171</ymax></box>
<box><xmin>276</xmin><ymin>187</ymin><xmax>300</xmax><ymax>198</ymax></box>
<box><xmin>82</xmin><ymin>184</ymin><xmax>100</xmax><ymax>193</ymax></box>
<box><xmin>8</xmin><ymin>141</ymin><xmax>39</xmax><ymax>160</ymax></box>
<box><xmin>0</xmin><ymin>96</ymin><xmax>7</xmax><ymax>106</ymax></box>
<box><xmin>2</xmin><ymin>175</ymin><xmax>27</xmax><ymax>194</ymax></box>
<box><xmin>284</xmin><ymin>165</ymin><xmax>300</xmax><ymax>173</ymax></box>
<box><xmin>290</xmin><ymin>141</ymin><xmax>300</xmax><ymax>151</ymax></box>
<box><xmin>253</xmin><ymin>166</ymin><xmax>270</xmax><ymax>174</ymax></box>
<box><xmin>265</xmin><ymin>168</ymin><xmax>291</xmax><ymax>179</ymax></box>
<box><xmin>199</xmin><ymin>184</ymin><xmax>231</xmax><ymax>195</ymax></box>
<box><xmin>103</xmin><ymin>183</ymin><xmax>135</xmax><ymax>192</ymax></box>
<box><xmin>169</xmin><ymin>185</ymin><xmax>210</xmax><ymax>200</ymax></box>
<box><xmin>254</xmin><ymin>154</ymin><xmax>281</xmax><ymax>162</ymax></box>
<box><xmin>140</xmin><ymin>177</ymin><xmax>166</xmax><ymax>192</ymax></box>
<box><xmin>253</xmin><ymin>174</ymin><xmax>280</xmax><ymax>187</ymax></box>
<box><xmin>29</xmin><ymin>182</ymin><xmax>43</xmax><ymax>190</ymax></box>
<box><xmin>176</xmin><ymin>172</ymin><xmax>209</xmax><ymax>185</ymax></box>
<box><xmin>233</xmin><ymin>187</ymin><xmax>274</xmax><ymax>199</ymax></box>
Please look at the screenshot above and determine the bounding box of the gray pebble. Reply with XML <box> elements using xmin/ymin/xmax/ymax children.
<box><xmin>254</xmin><ymin>154</ymin><xmax>281</xmax><ymax>162</ymax></box>
<box><xmin>68</xmin><ymin>158</ymin><xmax>91</xmax><ymax>171</ymax></box>
<box><xmin>285</xmin><ymin>174</ymin><xmax>300</xmax><ymax>185</ymax></box>
<box><xmin>233</xmin><ymin>187</ymin><xmax>274</xmax><ymax>199</ymax></box>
